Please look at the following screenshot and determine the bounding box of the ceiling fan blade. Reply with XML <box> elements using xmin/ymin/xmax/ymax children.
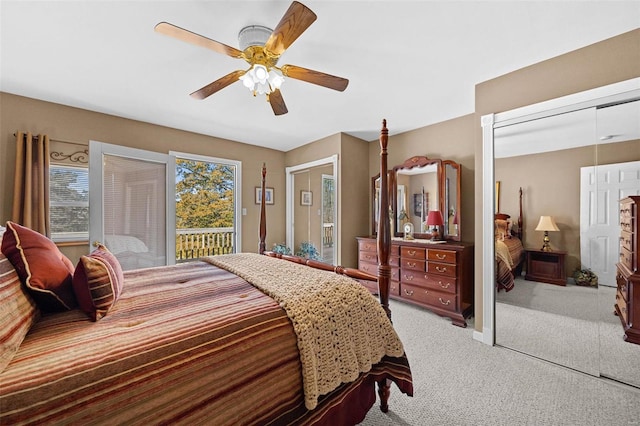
<box><xmin>268</xmin><ymin>89</ymin><xmax>288</xmax><ymax>116</ymax></box>
<box><xmin>264</xmin><ymin>1</ymin><xmax>317</xmax><ymax>57</ymax></box>
<box><xmin>190</xmin><ymin>70</ymin><xmax>246</xmax><ymax>100</ymax></box>
<box><xmin>281</xmin><ymin>64</ymin><xmax>349</xmax><ymax>92</ymax></box>
<box><xmin>155</xmin><ymin>22</ymin><xmax>243</xmax><ymax>59</ymax></box>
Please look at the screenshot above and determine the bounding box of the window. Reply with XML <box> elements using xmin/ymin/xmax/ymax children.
<box><xmin>173</xmin><ymin>153</ymin><xmax>241</xmax><ymax>261</ymax></box>
<box><xmin>50</xmin><ymin>165</ymin><xmax>89</xmax><ymax>241</ymax></box>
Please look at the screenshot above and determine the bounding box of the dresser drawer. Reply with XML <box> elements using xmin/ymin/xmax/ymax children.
<box><xmin>391</xmin><ymin>267</ymin><xmax>400</xmax><ymax>282</ymax></box>
<box><xmin>391</xmin><ymin>244</ymin><xmax>400</xmax><ymax>256</ymax></box>
<box><xmin>616</xmin><ymin>268</ymin><xmax>628</xmax><ymax>301</ymax></box>
<box><xmin>400</xmin><ymin>283</ymin><xmax>457</xmax><ymax>312</ymax></box>
<box><xmin>401</xmin><ymin>246</ymin><xmax>426</xmax><ymax>260</ymax></box>
<box><xmin>358</xmin><ymin>239</ymin><xmax>377</xmax><ymax>253</ymax></box>
<box><xmin>401</xmin><ymin>258</ymin><xmax>425</xmax><ymax>271</ymax></box>
<box><xmin>427</xmin><ymin>261</ymin><xmax>456</xmax><ymax>278</ymax></box>
<box><xmin>620</xmin><ymin>231</ymin><xmax>634</xmax><ymax>253</ymax></box>
<box><xmin>427</xmin><ymin>249</ymin><xmax>456</xmax><ymax>264</ymax></box>
<box><xmin>359</xmin><ymin>279</ymin><xmax>377</xmax><ymax>294</ymax></box>
<box><xmin>398</xmin><ymin>270</ymin><xmax>456</xmax><ymax>294</ymax></box>
<box><xmin>390</xmin><ymin>280</ymin><xmax>400</xmax><ymax>297</ymax></box>
<box><xmin>620</xmin><ymin>247</ymin><xmax>633</xmax><ymax>271</ymax></box>
<box><xmin>390</xmin><ymin>255</ymin><xmax>400</xmax><ymax>267</ymax></box>
<box><xmin>359</xmin><ymin>251</ymin><xmax>377</xmax><ymax>264</ymax></box>
<box><xmin>616</xmin><ymin>289</ymin><xmax>628</xmax><ymax>325</ymax></box>
<box><xmin>358</xmin><ymin>262</ymin><xmax>378</xmax><ymax>276</ymax></box>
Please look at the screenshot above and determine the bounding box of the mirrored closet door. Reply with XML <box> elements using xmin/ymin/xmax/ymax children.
<box><xmin>492</xmin><ymin>93</ymin><xmax>640</xmax><ymax>388</ymax></box>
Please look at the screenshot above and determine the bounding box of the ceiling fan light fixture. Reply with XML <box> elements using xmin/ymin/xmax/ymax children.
<box><xmin>254</xmin><ymin>64</ymin><xmax>268</xmax><ymax>82</ymax></box>
<box><xmin>238</xmin><ymin>25</ymin><xmax>273</xmax><ymax>51</ymax></box>
<box><xmin>239</xmin><ymin>65</ymin><xmax>285</xmax><ymax>95</ymax></box>
<box><xmin>268</xmin><ymin>69</ymin><xmax>284</xmax><ymax>90</ymax></box>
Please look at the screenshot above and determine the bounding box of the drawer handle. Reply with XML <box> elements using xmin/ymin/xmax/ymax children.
<box><xmin>404</xmin><ymin>274</ymin><xmax>413</xmax><ymax>281</ymax></box>
<box><xmin>435</xmin><ymin>266</ymin><xmax>447</xmax><ymax>273</ymax></box>
<box><xmin>435</xmin><ymin>253</ymin><xmax>446</xmax><ymax>259</ymax></box>
<box><xmin>408</xmin><ymin>250</ymin><xmax>416</xmax><ymax>256</ymax></box>
<box><xmin>407</xmin><ymin>261</ymin><xmax>416</xmax><ymax>268</ymax></box>
<box><xmin>404</xmin><ymin>289</ymin><xmax>414</xmax><ymax>296</ymax></box>
<box><xmin>438</xmin><ymin>298</ymin><xmax>451</xmax><ymax>306</ymax></box>
<box><xmin>439</xmin><ymin>281</ymin><xmax>450</xmax><ymax>289</ymax></box>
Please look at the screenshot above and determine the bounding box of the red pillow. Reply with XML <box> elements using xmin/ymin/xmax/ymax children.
<box><xmin>1</xmin><ymin>221</ymin><xmax>77</xmax><ymax>312</ymax></box>
<box><xmin>73</xmin><ymin>244</ymin><xmax>124</xmax><ymax>321</ymax></box>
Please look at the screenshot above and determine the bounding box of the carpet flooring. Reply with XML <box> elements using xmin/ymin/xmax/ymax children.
<box><xmin>360</xmin><ymin>299</ymin><xmax>640</xmax><ymax>425</ymax></box>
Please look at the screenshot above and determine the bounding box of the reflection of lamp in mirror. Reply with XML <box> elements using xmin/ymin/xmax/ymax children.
<box><xmin>426</xmin><ymin>210</ymin><xmax>444</xmax><ymax>241</ymax></box>
<box><xmin>535</xmin><ymin>215</ymin><xmax>559</xmax><ymax>251</ymax></box>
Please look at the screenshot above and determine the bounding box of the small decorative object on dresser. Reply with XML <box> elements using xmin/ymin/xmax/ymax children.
<box><xmin>615</xmin><ymin>195</ymin><xmax>640</xmax><ymax>345</ymax></box>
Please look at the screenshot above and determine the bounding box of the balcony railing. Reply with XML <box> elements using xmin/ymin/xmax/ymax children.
<box><xmin>176</xmin><ymin>227</ymin><xmax>234</xmax><ymax>261</ymax></box>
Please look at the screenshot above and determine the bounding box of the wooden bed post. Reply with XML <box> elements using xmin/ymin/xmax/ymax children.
<box><xmin>376</xmin><ymin>119</ymin><xmax>393</xmax><ymax>413</ymax></box>
<box><xmin>377</xmin><ymin>119</ymin><xmax>391</xmax><ymax>320</ymax></box>
<box><xmin>518</xmin><ymin>187</ymin><xmax>523</xmax><ymax>242</ymax></box>
<box><xmin>259</xmin><ymin>163</ymin><xmax>267</xmax><ymax>254</ymax></box>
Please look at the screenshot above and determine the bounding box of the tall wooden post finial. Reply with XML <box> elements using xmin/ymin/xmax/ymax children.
<box><xmin>377</xmin><ymin>119</ymin><xmax>391</xmax><ymax>319</ymax></box>
<box><xmin>259</xmin><ymin>163</ymin><xmax>267</xmax><ymax>254</ymax></box>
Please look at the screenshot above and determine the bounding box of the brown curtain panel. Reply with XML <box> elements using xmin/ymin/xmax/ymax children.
<box><xmin>12</xmin><ymin>131</ymin><xmax>51</xmax><ymax>236</ymax></box>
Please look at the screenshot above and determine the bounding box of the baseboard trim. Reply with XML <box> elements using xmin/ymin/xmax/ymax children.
<box><xmin>473</xmin><ymin>328</ymin><xmax>493</xmax><ymax>345</ymax></box>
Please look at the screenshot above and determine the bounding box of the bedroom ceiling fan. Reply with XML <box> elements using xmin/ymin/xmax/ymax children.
<box><xmin>155</xmin><ymin>1</ymin><xmax>349</xmax><ymax>116</ymax></box>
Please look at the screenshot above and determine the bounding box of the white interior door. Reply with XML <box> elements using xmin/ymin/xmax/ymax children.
<box><xmin>580</xmin><ymin>161</ymin><xmax>640</xmax><ymax>287</ymax></box>
<box><xmin>89</xmin><ymin>141</ymin><xmax>176</xmax><ymax>270</ymax></box>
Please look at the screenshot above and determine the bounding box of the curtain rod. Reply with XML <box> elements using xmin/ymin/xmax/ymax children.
<box><xmin>13</xmin><ymin>132</ymin><xmax>87</xmax><ymax>147</ymax></box>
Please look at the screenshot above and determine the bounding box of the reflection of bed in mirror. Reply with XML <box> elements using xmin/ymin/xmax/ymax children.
<box><xmin>495</xmin><ymin>188</ymin><xmax>525</xmax><ymax>292</ymax></box>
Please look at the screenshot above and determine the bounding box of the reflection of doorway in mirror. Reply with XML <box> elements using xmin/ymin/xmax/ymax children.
<box><xmin>321</xmin><ymin>174</ymin><xmax>335</xmax><ymax>264</ymax></box>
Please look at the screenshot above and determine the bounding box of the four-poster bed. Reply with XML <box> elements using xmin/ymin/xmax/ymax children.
<box><xmin>495</xmin><ymin>187</ymin><xmax>525</xmax><ymax>291</ymax></box>
<box><xmin>0</xmin><ymin>120</ymin><xmax>411</xmax><ymax>425</ymax></box>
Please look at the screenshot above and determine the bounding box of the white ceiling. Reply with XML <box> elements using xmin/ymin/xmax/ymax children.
<box><xmin>1</xmin><ymin>1</ymin><xmax>638</xmax><ymax>152</ymax></box>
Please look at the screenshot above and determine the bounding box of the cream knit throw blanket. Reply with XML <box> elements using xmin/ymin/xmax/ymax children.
<box><xmin>203</xmin><ymin>253</ymin><xmax>405</xmax><ymax>410</ymax></box>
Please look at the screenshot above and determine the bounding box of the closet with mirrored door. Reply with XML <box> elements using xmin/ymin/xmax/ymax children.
<box><xmin>285</xmin><ymin>156</ymin><xmax>338</xmax><ymax>265</ymax></box>
<box><xmin>483</xmin><ymin>78</ymin><xmax>640</xmax><ymax>388</ymax></box>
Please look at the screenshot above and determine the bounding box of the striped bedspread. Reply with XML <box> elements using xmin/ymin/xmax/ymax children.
<box><xmin>0</xmin><ymin>260</ymin><xmax>412</xmax><ymax>425</ymax></box>
<box><xmin>496</xmin><ymin>237</ymin><xmax>525</xmax><ymax>291</ymax></box>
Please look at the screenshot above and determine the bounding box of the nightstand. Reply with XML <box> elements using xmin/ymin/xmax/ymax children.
<box><xmin>525</xmin><ymin>249</ymin><xmax>566</xmax><ymax>286</ymax></box>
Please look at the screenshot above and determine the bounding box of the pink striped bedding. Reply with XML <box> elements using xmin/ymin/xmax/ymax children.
<box><xmin>0</xmin><ymin>260</ymin><xmax>412</xmax><ymax>425</ymax></box>
<box><xmin>496</xmin><ymin>237</ymin><xmax>525</xmax><ymax>292</ymax></box>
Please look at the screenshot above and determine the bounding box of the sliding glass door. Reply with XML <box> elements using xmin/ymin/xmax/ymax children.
<box><xmin>89</xmin><ymin>141</ymin><xmax>175</xmax><ymax>270</ymax></box>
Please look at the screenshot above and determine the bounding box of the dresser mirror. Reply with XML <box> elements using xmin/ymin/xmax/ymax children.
<box><xmin>388</xmin><ymin>156</ymin><xmax>462</xmax><ymax>241</ymax></box>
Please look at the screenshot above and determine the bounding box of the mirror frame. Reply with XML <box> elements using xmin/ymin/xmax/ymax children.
<box><xmin>391</xmin><ymin>156</ymin><xmax>442</xmax><ymax>240</ymax></box>
<box><xmin>371</xmin><ymin>171</ymin><xmax>391</xmax><ymax>236</ymax></box>
<box><xmin>443</xmin><ymin>160</ymin><xmax>462</xmax><ymax>241</ymax></box>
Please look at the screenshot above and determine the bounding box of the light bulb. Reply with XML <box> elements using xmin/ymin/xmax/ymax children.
<box><xmin>268</xmin><ymin>69</ymin><xmax>284</xmax><ymax>90</ymax></box>
<box><xmin>254</xmin><ymin>65</ymin><xmax>268</xmax><ymax>82</ymax></box>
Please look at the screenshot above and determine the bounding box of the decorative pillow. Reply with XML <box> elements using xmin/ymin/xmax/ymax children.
<box><xmin>1</xmin><ymin>221</ymin><xmax>77</xmax><ymax>312</ymax></box>
<box><xmin>72</xmin><ymin>244</ymin><xmax>124</xmax><ymax>321</ymax></box>
<box><xmin>495</xmin><ymin>219</ymin><xmax>510</xmax><ymax>241</ymax></box>
<box><xmin>0</xmin><ymin>251</ymin><xmax>40</xmax><ymax>373</ymax></box>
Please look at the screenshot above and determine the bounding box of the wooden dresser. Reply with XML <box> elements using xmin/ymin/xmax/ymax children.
<box><xmin>615</xmin><ymin>195</ymin><xmax>640</xmax><ymax>345</ymax></box>
<box><xmin>357</xmin><ymin>237</ymin><xmax>474</xmax><ymax>327</ymax></box>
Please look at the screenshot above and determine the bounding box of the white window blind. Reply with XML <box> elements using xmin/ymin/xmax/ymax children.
<box><xmin>102</xmin><ymin>154</ymin><xmax>167</xmax><ymax>270</ymax></box>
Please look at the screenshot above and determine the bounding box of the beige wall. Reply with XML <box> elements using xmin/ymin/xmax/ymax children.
<box><xmin>0</xmin><ymin>92</ymin><xmax>286</xmax><ymax>263</ymax></box>
<box><xmin>473</xmin><ymin>28</ymin><xmax>640</xmax><ymax>332</ymax></box>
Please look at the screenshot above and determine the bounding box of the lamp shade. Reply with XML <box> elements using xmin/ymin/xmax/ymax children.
<box><xmin>535</xmin><ymin>216</ymin><xmax>559</xmax><ymax>232</ymax></box>
<box><xmin>426</xmin><ymin>210</ymin><xmax>444</xmax><ymax>226</ymax></box>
